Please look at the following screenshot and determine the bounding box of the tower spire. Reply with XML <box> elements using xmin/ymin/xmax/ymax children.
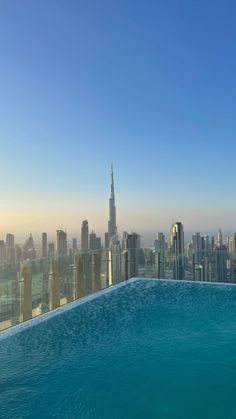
<box><xmin>110</xmin><ymin>162</ymin><xmax>114</xmax><ymax>199</ymax></box>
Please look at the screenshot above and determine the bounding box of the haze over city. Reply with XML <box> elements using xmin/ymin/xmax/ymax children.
<box><xmin>1</xmin><ymin>0</ymin><xmax>236</xmax><ymax>238</ymax></box>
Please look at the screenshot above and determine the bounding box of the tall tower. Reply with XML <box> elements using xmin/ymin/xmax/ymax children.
<box><xmin>0</xmin><ymin>240</ymin><xmax>6</xmax><ymax>265</ymax></box>
<box><xmin>170</xmin><ymin>222</ymin><xmax>185</xmax><ymax>280</ymax></box>
<box><xmin>56</xmin><ymin>229</ymin><xmax>67</xmax><ymax>257</ymax></box>
<box><xmin>42</xmin><ymin>232</ymin><xmax>47</xmax><ymax>258</ymax></box>
<box><xmin>72</xmin><ymin>238</ymin><xmax>77</xmax><ymax>253</ymax></box>
<box><xmin>228</xmin><ymin>234</ymin><xmax>236</xmax><ymax>282</ymax></box>
<box><xmin>154</xmin><ymin>232</ymin><xmax>166</xmax><ymax>279</ymax></box>
<box><xmin>81</xmin><ymin>220</ymin><xmax>89</xmax><ymax>251</ymax></box>
<box><xmin>6</xmin><ymin>233</ymin><xmax>14</xmax><ymax>248</ymax></box>
<box><xmin>6</xmin><ymin>233</ymin><xmax>15</xmax><ymax>264</ymax></box>
<box><xmin>105</xmin><ymin>164</ymin><xmax>117</xmax><ymax>248</ymax></box>
<box><xmin>217</xmin><ymin>227</ymin><xmax>223</xmax><ymax>248</ymax></box>
<box><xmin>122</xmin><ymin>232</ymin><xmax>140</xmax><ymax>279</ymax></box>
<box><xmin>109</xmin><ymin>234</ymin><xmax>121</xmax><ymax>285</ymax></box>
<box><xmin>89</xmin><ymin>230</ymin><xmax>102</xmax><ymax>250</ymax></box>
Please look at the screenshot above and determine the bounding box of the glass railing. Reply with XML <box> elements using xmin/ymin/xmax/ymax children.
<box><xmin>0</xmin><ymin>247</ymin><xmax>234</xmax><ymax>332</ymax></box>
<box><xmin>0</xmin><ymin>249</ymin><xmax>127</xmax><ymax>332</ymax></box>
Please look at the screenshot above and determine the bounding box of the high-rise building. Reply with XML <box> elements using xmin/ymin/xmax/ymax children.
<box><xmin>89</xmin><ymin>231</ymin><xmax>102</xmax><ymax>250</ymax></box>
<box><xmin>6</xmin><ymin>246</ymin><xmax>15</xmax><ymax>265</ymax></box>
<box><xmin>228</xmin><ymin>234</ymin><xmax>236</xmax><ymax>262</ymax></box>
<box><xmin>228</xmin><ymin>234</ymin><xmax>236</xmax><ymax>282</ymax></box>
<box><xmin>191</xmin><ymin>232</ymin><xmax>205</xmax><ymax>280</ymax></box>
<box><xmin>122</xmin><ymin>232</ymin><xmax>140</xmax><ymax>279</ymax></box>
<box><xmin>204</xmin><ymin>235</ymin><xmax>210</xmax><ymax>252</ymax></box>
<box><xmin>217</xmin><ymin>227</ymin><xmax>223</xmax><ymax>248</ymax></box>
<box><xmin>42</xmin><ymin>232</ymin><xmax>47</xmax><ymax>258</ymax></box>
<box><xmin>0</xmin><ymin>240</ymin><xmax>6</xmax><ymax>265</ymax></box>
<box><xmin>211</xmin><ymin>236</ymin><xmax>215</xmax><ymax>251</ymax></box>
<box><xmin>23</xmin><ymin>234</ymin><xmax>36</xmax><ymax>260</ymax></box>
<box><xmin>213</xmin><ymin>228</ymin><xmax>227</xmax><ymax>282</ymax></box>
<box><xmin>6</xmin><ymin>234</ymin><xmax>14</xmax><ymax>248</ymax></box>
<box><xmin>48</xmin><ymin>242</ymin><xmax>55</xmax><ymax>257</ymax></box>
<box><xmin>186</xmin><ymin>242</ymin><xmax>193</xmax><ymax>260</ymax></box>
<box><xmin>105</xmin><ymin>164</ymin><xmax>117</xmax><ymax>248</ymax></box>
<box><xmin>72</xmin><ymin>238</ymin><xmax>77</xmax><ymax>253</ymax></box>
<box><xmin>109</xmin><ymin>234</ymin><xmax>121</xmax><ymax>284</ymax></box>
<box><xmin>192</xmin><ymin>232</ymin><xmax>203</xmax><ymax>264</ymax></box>
<box><xmin>56</xmin><ymin>229</ymin><xmax>67</xmax><ymax>256</ymax></box>
<box><xmin>214</xmin><ymin>246</ymin><xmax>227</xmax><ymax>282</ymax></box>
<box><xmin>81</xmin><ymin>220</ymin><xmax>89</xmax><ymax>251</ymax></box>
<box><xmin>170</xmin><ymin>222</ymin><xmax>185</xmax><ymax>280</ymax></box>
<box><xmin>15</xmin><ymin>244</ymin><xmax>22</xmax><ymax>264</ymax></box>
<box><xmin>5</xmin><ymin>233</ymin><xmax>15</xmax><ymax>264</ymax></box>
<box><xmin>154</xmin><ymin>232</ymin><xmax>166</xmax><ymax>278</ymax></box>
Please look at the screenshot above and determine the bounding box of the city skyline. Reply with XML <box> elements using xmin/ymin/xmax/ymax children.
<box><xmin>1</xmin><ymin>1</ymin><xmax>236</xmax><ymax>235</ymax></box>
<box><xmin>0</xmin><ymin>163</ymin><xmax>236</xmax><ymax>243</ymax></box>
<box><xmin>1</xmin><ymin>220</ymin><xmax>236</xmax><ymax>287</ymax></box>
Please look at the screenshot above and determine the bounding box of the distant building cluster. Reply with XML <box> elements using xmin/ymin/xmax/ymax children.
<box><xmin>150</xmin><ymin>224</ymin><xmax>235</xmax><ymax>284</ymax></box>
<box><xmin>0</xmin><ymin>166</ymin><xmax>235</xmax><ymax>284</ymax></box>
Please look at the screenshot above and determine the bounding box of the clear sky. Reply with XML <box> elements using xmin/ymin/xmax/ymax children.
<box><xmin>0</xmin><ymin>0</ymin><xmax>236</xmax><ymax>240</ymax></box>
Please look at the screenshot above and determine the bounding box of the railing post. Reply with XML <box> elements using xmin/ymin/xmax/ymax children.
<box><xmin>49</xmin><ymin>259</ymin><xmax>60</xmax><ymax>310</ymax></box>
<box><xmin>92</xmin><ymin>252</ymin><xmax>102</xmax><ymax>292</ymax></box>
<box><xmin>22</xmin><ymin>266</ymin><xmax>32</xmax><ymax>322</ymax></box>
<box><xmin>74</xmin><ymin>254</ymin><xmax>84</xmax><ymax>299</ymax></box>
<box><xmin>42</xmin><ymin>258</ymin><xmax>50</xmax><ymax>313</ymax></box>
<box><xmin>11</xmin><ymin>269</ymin><xmax>21</xmax><ymax>326</ymax></box>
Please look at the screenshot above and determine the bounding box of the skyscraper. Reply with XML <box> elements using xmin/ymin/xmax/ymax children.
<box><xmin>170</xmin><ymin>222</ymin><xmax>185</xmax><ymax>280</ymax></box>
<box><xmin>48</xmin><ymin>242</ymin><xmax>55</xmax><ymax>257</ymax></box>
<box><xmin>105</xmin><ymin>164</ymin><xmax>117</xmax><ymax>248</ymax></box>
<box><xmin>81</xmin><ymin>220</ymin><xmax>89</xmax><ymax>251</ymax></box>
<box><xmin>56</xmin><ymin>229</ymin><xmax>67</xmax><ymax>256</ymax></box>
<box><xmin>109</xmin><ymin>234</ymin><xmax>121</xmax><ymax>284</ymax></box>
<box><xmin>154</xmin><ymin>232</ymin><xmax>166</xmax><ymax>278</ymax></box>
<box><xmin>6</xmin><ymin>234</ymin><xmax>14</xmax><ymax>248</ymax></box>
<box><xmin>228</xmin><ymin>234</ymin><xmax>236</xmax><ymax>282</ymax></box>
<box><xmin>214</xmin><ymin>228</ymin><xmax>227</xmax><ymax>282</ymax></box>
<box><xmin>42</xmin><ymin>232</ymin><xmax>47</xmax><ymax>258</ymax></box>
<box><xmin>217</xmin><ymin>227</ymin><xmax>223</xmax><ymax>248</ymax></box>
<box><xmin>204</xmin><ymin>235</ymin><xmax>210</xmax><ymax>252</ymax></box>
<box><xmin>15</xmin><ymin>244</ymin><xmax>22</xmax><ymax>264</ymax></box>
<box><xmin>6</xmin><ymin>233</ymin><xmax>15</xmax><ymax>264</ymax></box>
<box><xmin>23</xmin><ymin>234</ymin><xmax>36</xmax><ymax>260</ymax></box>
<box><xmin>0</xmin><ymin>240</ymin><xmax>6</xmax><ymax>265</ymax></box>
<box><xmin>122</xmin><ymin>232</ymin><xmax>140</xmax><ymax>279</ymax></box>
<box><xmin>72</xmin><ymin>238</ymin><xmax>77</xmax><ymax>253</ymax></box>
<box><xmin>214</xmin><ymin>245</ymin><xmax>227</xmax><ymax>282</ymax></box>
<box><xmin>89</xmin><ymin>231</ymin><xmax>102</xmax><ymax>250</ymax></box>
<box><xmin>192</xmin><ymin>232</ymin><xmax>203</xmax><ymax>264</ymax></box>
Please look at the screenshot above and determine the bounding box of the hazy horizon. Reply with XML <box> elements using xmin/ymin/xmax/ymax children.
<box><xmin>2</xmin><ymin>226</ymin><xmax>235</xmax><ymax>247</ymax></box>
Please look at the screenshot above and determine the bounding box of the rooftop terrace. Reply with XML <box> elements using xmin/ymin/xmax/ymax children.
<box><xmin>1</xmin><ymin>278</ymin><xmax>236</xmax><ymax>418</ymax></box>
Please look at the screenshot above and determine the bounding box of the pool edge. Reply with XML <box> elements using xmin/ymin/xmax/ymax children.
<box><xmin>0</xmin><ymin>277</ymin><xmax>139</xmax><ymax>341</ymax></box>
<box><xmin>1</xmin><ymin>277</ymin><xmax>236</xmax><ymax>340</ymax></box>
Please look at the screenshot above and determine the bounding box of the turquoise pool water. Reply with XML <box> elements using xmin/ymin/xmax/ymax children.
<box><xmin>1</xmin><ymin>278</ymin><xmax>236</xmax><ymax>419</ymax></box>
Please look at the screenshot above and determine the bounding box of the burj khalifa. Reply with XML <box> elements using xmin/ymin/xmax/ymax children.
<box><xmin>105</xmin><ymin>164</ymin><xmax>117</xmax><ymax>248</ymax></box>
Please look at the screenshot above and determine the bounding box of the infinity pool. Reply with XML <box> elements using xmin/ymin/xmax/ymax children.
<box><xmin>1</xmin><ymin>278</ymin><xmax>236</xmax><ymax>418</ymax></box>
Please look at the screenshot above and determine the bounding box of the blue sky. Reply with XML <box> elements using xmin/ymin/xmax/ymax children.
<box><xmin>0</xmin><ymin>0</ymin><xmax>236</xmax><ymax>239</ymax></box>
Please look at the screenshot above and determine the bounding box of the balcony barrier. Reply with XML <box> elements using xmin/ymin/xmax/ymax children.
<box><xmin>0</xmin><ymin>248</ymin><xmax>233</xmax><ymax>332</ymax></box>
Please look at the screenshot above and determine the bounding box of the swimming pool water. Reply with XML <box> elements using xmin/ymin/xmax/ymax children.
<box><xmin>1</xmin><ymin>278</ymin><xmax>236</xmax><ymax>419</ymax></box>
